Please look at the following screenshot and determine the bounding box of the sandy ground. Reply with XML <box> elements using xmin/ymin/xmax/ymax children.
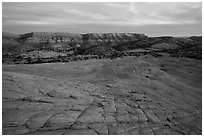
<box><xmin>2</xmin><ymin>56</ymin><xmax>202</xmax><ymax>135</ymax></box>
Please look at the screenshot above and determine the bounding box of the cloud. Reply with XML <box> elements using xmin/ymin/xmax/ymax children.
<box><xmin>65</xmin><ymin>9</ymin><xmax>110</xmax><ymax>20</ymax></box>
<box><xmin>4</xmin><ymin>20</ymin><xmax>56</xmax><ymax>25</ymax></box>
<box><xmin>2</xmin><ymin>2</ymin><xmax>202</xmax><ymax>36</ymax></box>
<box><xmin>128</xmin><ymin>2</ymin><xmax>201</xmax><ymax>25</ymax></box>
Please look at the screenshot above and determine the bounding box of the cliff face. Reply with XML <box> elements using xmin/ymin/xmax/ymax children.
<box><xmin>2</xmin><ymin>31</ymin><xmax>202</xmax><ymax>59</ymax></box>
<box><xmin>15</xmin><ymin>32</ymin><xmax>147</xmax><ymax>44</ymax></box>
<box><xmin>81</xmin><ymin>33</ymin><xmax>147</xmax><ymax>46</ymax></box>
<box><xmin>16</xmin><ymin>32</ymin><xmax>82</xmax><ymax>43</ymax></box>
<box><xmin>2</xmin><ymin>32</ymin><xmax>148</xmax><ymax>53</ymax></box>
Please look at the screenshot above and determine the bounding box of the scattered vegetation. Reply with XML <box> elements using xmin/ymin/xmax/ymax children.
<box><xmin>2</xmin><ymin>32</ymin><xmax>202</xmax><ymax>64</ymax></box>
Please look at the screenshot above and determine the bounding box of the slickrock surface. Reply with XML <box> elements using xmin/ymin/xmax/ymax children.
<box><xmin>2</xmin><ymin>56</ymin><xmax>202</xmax><ymax>135</ymax></box>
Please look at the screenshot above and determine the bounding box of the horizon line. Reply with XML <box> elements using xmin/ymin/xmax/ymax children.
<box><xmin>2</xmin><ymin>31</ymin><xmax>202</xmax><ymax>37</ymax></box>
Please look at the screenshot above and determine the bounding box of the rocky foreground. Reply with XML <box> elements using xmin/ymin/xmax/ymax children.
<box><xmin>2</xmin><ymin>56</ymin><xmax>202</xmax><ymax>135</ymax></box>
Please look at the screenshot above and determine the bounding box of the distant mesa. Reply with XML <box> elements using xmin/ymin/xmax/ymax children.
<box><xmin>2</xmin><ymin>31</ymin><xmax>202</xmax><ymax>64</ymax></box>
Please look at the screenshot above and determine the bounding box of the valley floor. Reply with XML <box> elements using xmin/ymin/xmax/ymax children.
<box><xmin>2</xmin><ymin>56</ymin><xmax>202</xmax><ymax>135</ymax></box>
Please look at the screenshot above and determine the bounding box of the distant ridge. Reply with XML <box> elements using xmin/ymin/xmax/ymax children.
<box><xmin>2</xmin><ymin>31</ymin><xmax>202</xmax><ymax>60</ymax></box>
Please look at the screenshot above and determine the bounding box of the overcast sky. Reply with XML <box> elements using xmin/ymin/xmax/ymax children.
<box><xmin>2</xmin><ymin>2</ymin><xmax>202</xmax><ymax>36</ymax></box>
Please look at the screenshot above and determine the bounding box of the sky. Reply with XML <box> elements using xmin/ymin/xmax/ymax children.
<box><xmin>2</xmin><ymin>2</ymin><xmax>202</xmax><ymax>36</ymax></box>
